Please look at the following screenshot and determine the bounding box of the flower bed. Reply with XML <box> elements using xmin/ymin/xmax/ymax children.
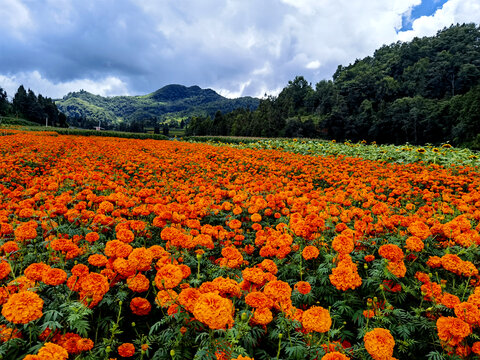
<box><xmin>0</xmin><ymin>131</ymin><xmax>479</xmax><ymax>359</ymax></box>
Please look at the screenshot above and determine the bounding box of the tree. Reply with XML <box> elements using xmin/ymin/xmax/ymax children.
<box><xmin>0</xmin><ymin>88</ymin><xmax>9</xmax><ymax>116</ymax></box>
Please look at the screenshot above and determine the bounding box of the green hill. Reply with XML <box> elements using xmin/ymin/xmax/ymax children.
<box><xmin>55</xmin><ymin>84</ymin><xmax>259</xmax><ymax>128</ymax></box>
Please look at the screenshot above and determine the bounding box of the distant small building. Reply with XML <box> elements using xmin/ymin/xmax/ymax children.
<box><xmin>94</xmin><ymin>126</ymin><xmax>105</xmax><ymax>131</ymax></box>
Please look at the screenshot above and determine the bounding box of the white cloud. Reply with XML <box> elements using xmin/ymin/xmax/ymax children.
<box><xmin>0</xmin><ymin>0</ymin><xmax>479</xmax><ymax>99</ymax></box>
<box><xmin>397</xmin><ymin>0</ymin><xmax>480</xmax><ymax>41</ymax></box>
<box><xmin>0</xmin><ymin>0</ymin><xmax>33</xmax><ymax>38</ymax></box>
<box><xmin>0</xmin><ymin>71</ymin><xmax>129</xmax><ymax>99</ymax></box>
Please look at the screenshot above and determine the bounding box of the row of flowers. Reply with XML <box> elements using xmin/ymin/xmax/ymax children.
<box><xmin>0</xmin><ymin>130</ymin><xmax>479</xmax><ymax>359</ymax></box>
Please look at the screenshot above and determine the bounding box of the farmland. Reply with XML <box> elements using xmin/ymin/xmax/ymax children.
<box><xmin>0</xmin><ymin>130</ymin><xmax>480</xmax><ymax>359</ymax></box>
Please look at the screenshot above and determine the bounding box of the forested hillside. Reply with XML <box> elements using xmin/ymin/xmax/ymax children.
<box><xmin>187</xmin><ymin>24</ymin><xmax>480</xmax><ymax>148</ymax></box>
<box><xmin>55</xmin><ymin>85</ymin><xmax>259</xmax><ymax>131</ymax></box>
<box><xmin>0</xmin><ymin>85</ymin><xmax>67</xmax><ymax>127</ymax></box>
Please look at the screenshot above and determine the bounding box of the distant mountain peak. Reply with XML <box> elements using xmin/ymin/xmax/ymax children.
<box><xmin>150</xmin><ymin>84</ymin><xmax>223</xmax><ymax>102</ymax></box>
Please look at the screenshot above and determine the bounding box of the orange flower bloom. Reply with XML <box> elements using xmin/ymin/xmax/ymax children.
<box><xmin>88</xmin><ymin>254</ymin><xmax>108</xmax><ymax>267</ymax></box>
<box><xmin>321</xmin><ymin>352</ymin><xmax>350</xmax><ymax>360</ymax></box>
<box><xmin>378</xmin><ymin>244</ymin><xmax>404</xmax><ymax>262</ymax></box>
<box><xmin>155</xmin><ymin>264</ymin><xmax>183</xmax><ymax>289</ymax></box>
<box><xmin>193</xmin><ymin>292</ymin><xmax>234</xmax><ymax>330</ymax></box>
<box><xmin>405</xmin><ymin>236</ymin><xmax>424</xmax><ymax>252</ymax></box>
<box><xmin>301</xmin><ymin>305</ymin><xmax>332</xmax><ymax>333</ymax></box>
<box><xmin>454</xmin><ymin>302</ymin><xmax>480</xmax><ymax>325</ymax></box>
<box><xmin>263</xmin><ymin>280</ymin><xmax>292</xmax><ymax>305</ymax></box>
<box><xmin>85</xmin><ymin>232</ymin><xmax>100</xmax><ymax>243</ymax></box>
<box><xmin>155</xmin><ymin>289</ymin><xmax>178</xmax><ymax>307</ymax></box>
<box><xmin>332</xmin><ymin>234</ymin><xmax>354</xmax><ymax>254</ymax></box>
<box><xmin>0</xmin><ymin>261</ymin><xmax>11</xmax><ymax>280</ymax></box>
<box><xmin>251</xmin><ymin>307</ymin><xmax>273</xmax><ymax>325</ymax></box>
<box><xmin>24</xmin><ymin>262</ymin><xmax>50</xmax><ymax>281</ymax></box>
<box><xmin>178</xmin><ymin>287</ymin><xmax>200</xmax><ymax>313</ymax></box>
<box><xmin>363</xmin><ymin>328</ymin><xmax>395</xmax><ymax>360</ymax></box>
<box><xmin>118</xmin><ymin>342</ymin><xmax>135</xmax><ymax>357</ymax></box>
<box><xmin>128</xmin><ymin>247</ymin><xmax>154</xmax><ymax>272</ymax></box>
<box><xmin>329</xmin><ymin>256</ymin><xmax>362</xmax><ymax>291</ymax></box>
<box><xmin>126</xmin><ymin>273</ymin><xmax>150</xmax><ymax>292</ymax></box>
<box><xmin>245</xmin><ymin>292</ymin><xmax>273</xmax><ymax>309</ymax></box>
<box><xmin>302</xmin><ymin>246</ymin><xmax>319</xmax><ymax>260</ymax></box>
<box><xmin>42</xmin><ymin>268</ymin><xmax>67</xmax><ymax>286</ymax></box>
<box><xmin>37</xmin><ymin>342</ymin><xmax>69</xmax><ymax>360</ymax></box>
<box><xmin>2</xmin><ymin>290</ymin><xmax>43</xmax><ymax>324</ymax></box>
<box><xmin>436</xmin><ymin>316</ymin><xmax>471</xmax><ymax>346</ymax></box>
<box><xmin>294</xmin><ymin>281</ymin><xmax>312</xmax><ymax>295</ymax></box>
<box><xmin>130</xmin><ymin>297</ymin><xmax>151</xmax><ymax>316</ymax></box>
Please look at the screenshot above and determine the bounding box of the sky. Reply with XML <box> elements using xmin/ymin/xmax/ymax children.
<box><xmin>0</xmin><ymin>0</ymin><xmax>479</xmax><ymax>100</ymax></box>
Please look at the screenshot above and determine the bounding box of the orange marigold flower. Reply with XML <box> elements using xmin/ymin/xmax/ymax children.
<box><xmin>79</xmin><ymin>272</ymin><xmax>109</xmax><ymax>308</ymax></box>
<box><xmin>178</xmin><ymin>287</ymin><xmax>201</xmax><ymax>313</ymax></box>
<box><xmin>37</xmin><ymin>342</ymin><xmax>69</xmax><ymax>360</ymax></box>
<box><xmin>193</xmin><ymin>292</ymin><xmax>234</xmax><ymax>330</ymax></box>
<box><xmin>231</xmin><ymin>355</ymin><xmax>254</xmax><ymax>360</ymax></box>
<box><xmin>128</xmin><ymin>247</ymin><xmax>154</xmax><ymax>272</ymax></box>
<box><xmin>42</xmin><ymin>268</ymin><xmax>67</xmax><ymax>286</ymax></box>
<box><xmin>228</xmin><ymin>219</ymin><xmax>242</xmax><ymax>230</ymax></box>
<box><xmin>408</xmin><ymin>220</ymin><xmax>431</xmax><ymax>240</ymax></box>
<box><xmin>440</xmin><ymin>293</ymin><xmax>460</xmax><ymax>309</ymax></box>
<box><xmin>76</xmin><ymin>337</ymin><xmax>94</xmax><ymax>351</ymax></box>
<box><xmin>155</xmin><ymin>264</ymin><xmax>183</xmax><ymax>289</ymax></box>
<box><xmin>251</xmin><ymin>307</ymin><xmax>273</xmax><ymax>325</ymax></box>
<box><xmin>321</xmin><ymin>352</ymin><xmax>350</xmax><ymax>360</ymax></box>
<box><xmin>88</xmin><ymin>254</ymin><xmax>108</xmax><ymax>267</ymax></box>
<box><xmin>386</xmin><ymin>261</ymin><xmax>407</xmax><ymax>278</ymax></box>
<box><xmin>155</xmin><ymin>289</ymin><xmax>178</xmax><ymax>307</ymax></box>
<box><xmin>24</xmin><ymin>262</ymin><xmax>50</xmax><ymax>281</ymax></box>
<box><xmin>332</xmin><ymin>234</ymin><xmax>354</xmax><ymax>254</ymax></box>
<box><xmin>294</xmin><ymin>281</ymin><xmax>312</xmax><ymax>295</ymax></box>
<box><xmin>301</xmin><ymin>305</ymin><xmax>332</xmax><ymax>333</ymax></box>
<box><xmin>472</xmin><ymin>341</ymin><xmax>480</xmax><ymax>355</ymax></box>
<box><xmin>363</xmin><ymin>328</ymin><xmax>395</xmax><ymax>360</ymax></box>
<box><xmin>118</xmin><ymin>342</ymin><xmax>135</xmax><ymax>357</ymax></box>
<box><xmin>126</xmin><ymin>273</ymin><xmax>150</xmax><ymax>293</ymax></box>
<box><xmin>454</xmin><ymin>302</ymin><xmax>480</xmax><ymax>325</ymax></box>
<box><xmin>251</xmin><ymin>213</ymin><xmax>262</xmax><ymax>222</ymax></box>
<box><xmin>130</xmin><ymin>297</ymin><xmax>151</xmax><ymax>316</ymax></box>
<box><xmin>436</xmin><ymin>316</ymin><xmax>471</xmax><ymax>346</ymax></box>
<box><xmin>71</xmin><ymin>264</ymin><xmax>89</xmax><ymax>277</ymax></box>
<box><xmin>2</xmin><ymin>290</ymin><xmax>43</xmax><ymax>324</ymax></box>
<box><xmin>378</xmin><ymin>244</ymin><xmax>404</xmax><ymax>262</ymax></box>
<box><xmin>258</xmin><ymin>259</ymin><xmax>278</xmax><ymax>274</ymax></box>
<box><xmin>85</xmin><ymin>232</ymin><xmax>100</xmax><ymax>243</ymax></box>
<box><xmin>245</xmin><ymin>291</ymin><xmax>273</xmax><ymax>309</ymax></box>
<box><xmin>364</xmin><ymin>254</ymin><xmax>375</xmax><ymax>262</ymax></box>
<box><xmin>113</xmin><ymin>258</ymin><xmax>136</xmax><ymax>278</ymax></box>
<box><xmin>405</xmin><ymin>236</ymin><xmax>424</xmax><ymax>252</ymax></box>
<box><xmin>117</xmin><ymin>229</ymin><xmax>135</xmax><ymax>243</ymax></box>
<box><xmin>302</xmin><ymin>246</ymin><xmax>319</xmax><ymax>260</ymax></box>
<box><xmin>263</xmin><ymin>280</ymin><xmax>292</xmax><ymax>304</ymax></box>
<box><xmin>242</xmin><ymin>267</ymin><xmax>266</xmax><ymax>285</ymax></box>
<box><xmin>329</xmin><ymin>256</ymin><xmax>362</xmax><ymax>291</ymax></box>
<box><xmin>2</xmin><ymin>241</ymin><xmax>18</xmax><ymax>254</ymax></box>
<box><xmin>0</xmin><ymin>261</ymin><xmax>11</xmax><ymax>280</ymax></box>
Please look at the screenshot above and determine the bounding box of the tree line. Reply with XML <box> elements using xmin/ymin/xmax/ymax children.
<box><xmin>186</xmin><ymin>24</ymin><xmax>480</xmax><ymax>149</ymax></box>
<box><xmin>0</xmin><ymin>85</ymin><xmax>67</xmax><ymax>127</ymax></box>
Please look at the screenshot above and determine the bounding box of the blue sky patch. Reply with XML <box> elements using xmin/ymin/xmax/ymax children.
<box><xmin>401</xmin><ymin>0</ymin><xmax>449</xmax><ymax>31</ymax></box>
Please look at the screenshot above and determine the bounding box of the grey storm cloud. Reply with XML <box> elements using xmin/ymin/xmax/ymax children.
<box><xmin>1</xmin><ymin>0</ymin><xmax>479</xmax><ymax>98</ymax></box>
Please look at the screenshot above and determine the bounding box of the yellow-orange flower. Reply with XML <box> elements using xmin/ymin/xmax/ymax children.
<box><xmin>193</xmin><ymin>292</ymin><xmax>234</xmax><ymax>330</ymax></box>
<box><xmin>363</xmin><ymin>328</ymin><xmax>395</xmax><ymax>360</ymax></box>
<box><xmin>301</xmin><ymin>305</ymin><xmax>332</xmax><ymax>333</ymax></box>
<box><xmin>2</xmin><ymin>290</ymin><xmax>43</xmax><ymax>324</ymax></box>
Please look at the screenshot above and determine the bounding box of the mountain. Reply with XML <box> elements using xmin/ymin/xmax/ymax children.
<box><xmin>55</xmin><ymin>84</ymin><xmax>259</xmax><ymax>128</ymax></box>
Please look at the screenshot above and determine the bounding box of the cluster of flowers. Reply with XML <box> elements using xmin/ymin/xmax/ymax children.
<box><xmin>0</xmin><ymin>131</ymin><xmax>479</xmax><ymax>358</ymax></box>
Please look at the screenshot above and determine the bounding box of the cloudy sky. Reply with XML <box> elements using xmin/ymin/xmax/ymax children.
<box><xmin>1</xmin><ymin>0</ymin><xmax>479</xmax><ymax>99</ymax></box>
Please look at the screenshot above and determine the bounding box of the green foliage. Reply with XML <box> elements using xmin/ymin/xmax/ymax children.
<box><xmin>55</xmin><ymin>85</ymin><xmax>259</xmax><ymax>131</ymax></box>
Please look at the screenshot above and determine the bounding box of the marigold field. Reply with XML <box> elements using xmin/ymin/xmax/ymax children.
<box><xmin>1</xmin><ymin>130</ymin><xmax>480</xmax><ymax>359</ymax></box>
